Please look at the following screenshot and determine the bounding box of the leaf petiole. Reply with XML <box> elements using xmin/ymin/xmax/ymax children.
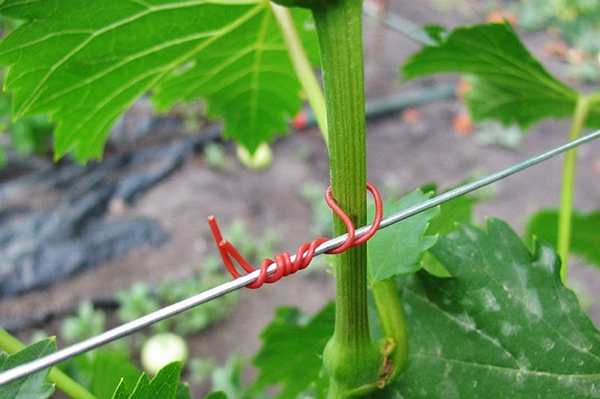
<box><xmin>558</xmin><ymin>94</ymin><xmax>591</xmax><ymax>281</ymax></box>
<box><xmin>271</xmin><ymin>3</ymin><xmax>329</xmax><ymax>145</ymax></box>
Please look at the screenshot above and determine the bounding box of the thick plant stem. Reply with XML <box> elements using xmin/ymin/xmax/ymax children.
<box><xmin>310</xmin><ymin>1</ymin><xmax>380</xmax><ymax>397</ymax></box>
<box><xmin>270</xmin><ymin>4</ymin><xmax>329</xmax><ymax>145</ymax></box>
<box><xmin>0</xmin><ymin>329</ymin><xmax>98</xmax><ymax>399</ymax></box>
<box><xmin>558</xmin><ymin>95</ymin><xmax>590</xmax><ymax>281</ymax></box>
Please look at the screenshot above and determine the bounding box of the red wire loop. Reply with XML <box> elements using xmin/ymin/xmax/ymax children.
<box><xmin>207</xmin><ymin>182</ymin><xmax>383</xmax><ymax>289</ymax></box>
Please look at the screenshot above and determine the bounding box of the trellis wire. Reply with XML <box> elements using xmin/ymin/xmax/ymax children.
<box><xmin>1</xmin><ymin>128</ymin><xmax>599</xmax><ymax>386</ymax></box>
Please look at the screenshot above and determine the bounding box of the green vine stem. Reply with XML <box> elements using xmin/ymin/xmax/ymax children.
<box><xmin>0</xmin><ymin>329</ymin><xmax>98</xmax><ymax>399</ymax></box>
<box><xmin>309</xmin><ymin>1</ymin><xmax>381</xmax><ymax>397</ymax></box>
<box><xmin>270</xmin><ymin>3</ymin><xmax>329</xmax><ymax>145</ymax></box>
<box><xmin>558</xmin><ymin>95</ymin><xmax>591</xmax><ymax>281</ymax></box>
<box><xmin>271</xmin><ymin>0</ymin><xmax>408</xmax><ymax>395</ymax></box>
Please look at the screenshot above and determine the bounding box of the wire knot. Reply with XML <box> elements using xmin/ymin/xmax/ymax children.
<box><xmin>207</xmin><ymin>183</ymin><xmax>383</xmax><ymax>289</ymax></box>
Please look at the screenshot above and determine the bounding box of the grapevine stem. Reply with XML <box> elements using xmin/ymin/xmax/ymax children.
<box><xmin>0</xmin><ymin>329</ymin><xmax>98</xmax><ymax>399</ymax></box>
<box><xmin>308</xmin><ymin>1</ymin><xmax>381</xmax><ymax>397</ymax></box>
<box><xmin>558</xmin><ymin>95</ymin><xmax>590</xmax><ymax>281</ymax></box>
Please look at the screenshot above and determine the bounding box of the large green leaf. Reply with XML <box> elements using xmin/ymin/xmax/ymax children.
<box><xmin>109</xmin><ymin>361</ymin><xmax>181</xmax><ymax>399</ymax></box>
<box><xmin>367</xmin><ymin>190</ymin><xmax>439</xmax><ymax>283</ymax></box>
<box><xmin>253</xmin><ymin>302</ymin><xmax>334</xmax><ymax>399</ymax></box>
<box><xmin>422</xmin><ymin>187</ymin><xmax>479</xmax><ymax>277</ymax></box>
<box><xmin>0</xmin><ymin>0</ymin><xmax>317</xmax><ymax>161</ymax></box>
<box><xmin>392</xmin><ymin>219</ymin><xmax>600</xmax><ymax>398</ymax></box>
<box><xmin>526</xmin><ymin>209</ymin><xmax>600</xmax><ymax>268</ymax></box>
<box><xmin>401</xmin><ymin>23</ymin><xmax>599</xmax><ymax>128</ymax></box>
<box><xmin>0</xmin><ymin>338</ymin><xmax>56</xmax><ymax>399</ymax></box>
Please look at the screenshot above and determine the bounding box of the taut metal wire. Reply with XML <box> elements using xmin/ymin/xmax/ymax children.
<box><xmin>1</xmin><ymin>128</ymin><xmax>599</xmax><ymax>386</ymax></box>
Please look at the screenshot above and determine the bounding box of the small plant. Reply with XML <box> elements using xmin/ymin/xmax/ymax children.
<box><xmin>116</xmin><ymin>284</ymin><xmax>162</xmax><ymax>332</ymax></box>
<box><xmin>156</xmin><ymin>264</ymin><xmax>239</xmax><ymax>335</ymax></box>
<box><xmin>0</xmin><ymin>89</ymin><xmax>54</xmax><ymax>164</ymax></box>
<box><xmin>61</xmin><ymin>302</ymin><xmax>107</xmax><ymax>346</ymax></box>
<box><xmin>202</xmin><ymin>142</ymin><xmax>230</xmax><ymax>171</ymax></box>
<box><xmin>117</xmin><ymin>257</ymin><xmax>240</xmax><ymax>336</ymax></box>
<box><xmin>0</xmin><ymin>1</ymin><xmax>599</xmax><ymax>399</ymax></box>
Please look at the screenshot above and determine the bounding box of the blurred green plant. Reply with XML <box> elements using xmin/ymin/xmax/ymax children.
<box><xmin>0</xmin><ymin>16</ymin><xmax>54</xmax><ymax>165</ymax></box>
<box><xmin>203</xmin><ymin>142</ymin><xmax>231</xmax><ymax>171</ymax></box>
<box><xmin>188</xmin><ymin>357</ymin><xmax>214</xmax><ymax>386</ymax></box>
<box><xmin>61</xmin><ymin>302</ymin><xmax>107</xmax><ymax>345</ymax></box>
<box><xmin>0</xmin><ymin>81</ymin><xmax>54</xmax><ymax>165</ymax></box>
<box><xmin>514</xmin><ymin>0</ymin><xmax>600</xmax><ymax>81</ymax></box>
<box><xmin>210</xmin><ymin>355</ymin><xmax>267</xmax><ymax>399</ymax></box>
<box><xmin>157</xmin><ymin>260</ymin><xmax>238</xmax><ymax>336</ymax></box>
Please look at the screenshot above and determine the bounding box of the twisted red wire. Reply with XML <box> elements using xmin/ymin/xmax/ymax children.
<box><xmin>207</xmin><ymin>183</ymin><xmax>383</xmax><ymax>289</ymax></box>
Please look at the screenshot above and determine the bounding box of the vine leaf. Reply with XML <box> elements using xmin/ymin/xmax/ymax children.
<box><xmin>87</xmin><ymin>349</ymin><xmax>143</xmax><ymax>399</ymax></box>
<box><xmin>422</xmin><ymin>186</ymin><xmax>479</xmax><ymax>277</ymax></box>
<box><xmin>253</xmin><ymin>302</ymin><xmax>335</xmax><ymax>399</ymax></box>
<box><xmin>367</xmin><ymin>190</ymin><xmax>439</xmax><ymax>283</ymax></box>
<box><xmin>175</xmin><ymin>382</ymin><xmax>192</xmax><ymax>399</ymax></box>
<box><xmin>0</xmin><ymin>0</ymin><xmax>316</xmax><ymax>161</ymax></box>
<box><xmin>401</xmin><ymin>23</ymin><xmax>600</xmax><ymax>128</ymax></box>
<box><xmin>0</xmin><ymin>338</ymin><xmax>55</xmax><ymax>399</ymax></box>
<box><xmin>110</xmin><ymin>361</ymin><xmax>181</xmax><ymax>399</ymax></box>
<box><xmin>392</xmin><ymin>219</ymin><xmax>600</xmax><ymax>398</ymax></box>
<box><xmin>526</xmin><ymin>209</ymin><xmax>600</xmax><ymax>268</ymax></box>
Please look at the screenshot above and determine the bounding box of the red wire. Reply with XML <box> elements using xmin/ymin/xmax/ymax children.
<box><xmin>207</xmin><ymin>182</ymin><xmax>383</xmax><ymax>289</ymax></box>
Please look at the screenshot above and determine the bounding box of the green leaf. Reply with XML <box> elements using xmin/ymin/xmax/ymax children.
<box><xmin>210</xmin><ymin>356</ymin><xmax>245</xmax><ymax>399</ymax></box>
<box><xmin>253</xmin><ymin>302</ymin><xmax>335</xmax><ymax>399</ymax></box>
<box><xmin>205</xmin><ymin>392</ymin><xmax>228</xmax><ymax>399</ymax></box>
<box><xmin>367</xmin><ymin>190</ymin><xmax>439</xmax><ymax>283</ymax></box>
<box><xmin>392</xmin><ymin>219</ymin><xmax>600</xmax><ymax>398</ymax></box>
<box><xmin>110</xmin><ymin>362</ymin><xmax>181</xmax><ymax>399</ymax></box>
<box><xmin>0</xmin><ymin>338</ymin><xmax>56</xmax><ymax>399</ymax></box>
<box><xmin>401</xmin><ymin>23</ymin><xmax>585</xmax><ymax>129</ymax></box>
<box><xmin>526</xmin><ymin>209</ymin><xmax>600</xmax><ymax>268</ymax></box>
<box><xmin>88</xmin><ymin>350</ymin><xmax>143</xmax><ymax>399</ymax></box>
<box><xmin>425</xmin><ymin>195</ymin><xmax>477</xmax><ymax>237</ymax></box>
<box><xmin>0</xmin><ymin>1</ymin><xmax>317</xmax><ymax>161</ymax></box>
<box><xmin>110</xmin><ymin>381</ymin><xmax>130</xmax><ymax>399</ymax></box>
<box><xmin>175</xmin><ymin>382</ymin><xmax>192</xmax><ymax>399</ymax></box>
<box><xmin>422</xmin><ymin>188</ymin><xmax>479</xmax><ymax>277</ymax></box>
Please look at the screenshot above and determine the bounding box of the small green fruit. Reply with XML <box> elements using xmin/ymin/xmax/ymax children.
<box><xmin>236</xmin><ymin>143</ymin><xmax>273</xmax><ymax>170</ymax></box>
<box><xmin>141</xmin><ymin>333</ymin><xmax>188</xmax><ymax>375</ymax></box>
